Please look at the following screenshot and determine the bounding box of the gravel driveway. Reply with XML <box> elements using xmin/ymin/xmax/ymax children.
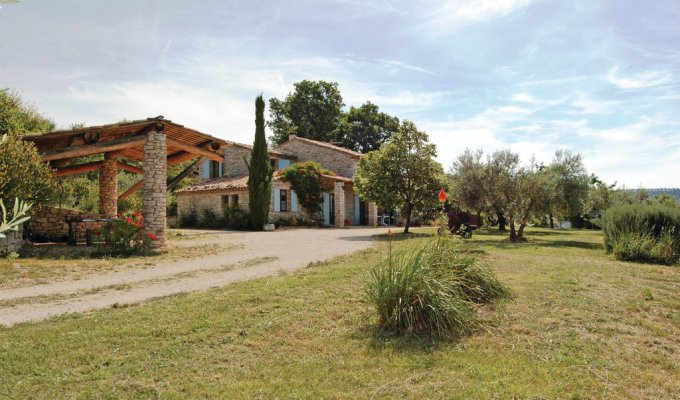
<box><xmin>0</xmin><ymin>227</ymin><xmax>386</xmax><ymax>326</ymax></box>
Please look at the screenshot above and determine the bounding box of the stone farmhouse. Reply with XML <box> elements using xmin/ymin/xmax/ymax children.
<box><xmin>176</xmin><ymin>135</ymin><xmax>379</xmax><ymax>227</ymax></box>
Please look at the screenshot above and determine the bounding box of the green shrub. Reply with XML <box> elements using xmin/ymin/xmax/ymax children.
<box><xmin>223</xmin><ymin>204</ymin><xmax>250</xmax><ymax>230</ymax></box>
<box><xmin>602</xmin><ymin>204</ymin><xmax>680</xmax><ymax>265</ymax></box>
<box><xmin>201</xmin><ymin>208</ymin><xmax>223</xmax><ymax>229</ymax></box>
<box><xmin>365</xmin><ymin>235</ymin><xmax>508</xmax><ymax>338</ymax></box>
<box><xmin>178</xmin><ymin>209</ymin><xmax>199</xmax><ymax>228</ymax></box>
<box><xmin>101</xmin><ymin>212</ymin><xmax>157</xmax><ymax>256</ymax></box>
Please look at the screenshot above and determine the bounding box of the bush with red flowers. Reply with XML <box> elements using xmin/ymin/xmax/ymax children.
<box><xmin>279</xmin><ymin>161</ymin><xmax>335</xmax><ymax>218</ymax></box>
<box><xmin>102</xmin><ymin>211</ymin><xmax>157</xmax><ymax>256</ymax></box>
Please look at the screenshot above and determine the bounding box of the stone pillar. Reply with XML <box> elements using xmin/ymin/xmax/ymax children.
<box><xmin>334</xmin><ymin>182</ymin><xmax>345</xmax><ymax>227</ymax></box>
<box><xmin>142</xmin><ymin>130</ymin><xmax>167</xmax><ymax>246</ymax></box>
<box><xmin>368</xmin><ymin>202</ymin><xmax>379</xmax><ymax>227</ymax></box>
<box><xmin>99</xmin><ymin>154</ymin><xmax>118</xmax><ymax>217</ymax></box>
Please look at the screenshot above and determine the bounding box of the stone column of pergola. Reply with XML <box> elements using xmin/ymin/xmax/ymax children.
<box><xmin>142</xmin><ymin>130</ymin><xmax>167</xmax><ymax>246</ymax></box>
<box><xmin>333</xmin><ymin>181</ymin><xmax>345</xmax><ymax>227</ymax></box>
<box><xmin>368</xmin><ymin>202</ymin><xmax>379</xmax><ymax>227</ymax></box>
<box><xmin>99</xmin><ymin>153</ymin><xmax>118</xmax><ymax>217</ymax></box>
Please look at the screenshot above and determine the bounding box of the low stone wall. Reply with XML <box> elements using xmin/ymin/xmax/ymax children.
<box><xmin>28</xmin><ymin>206</ymin><xmax>107</xmax><ymax>242</ymax></box>
<box><xmin>0</xmin><ymin>228</ymin><xmax>24</xmax><ymax>254</ymax></box>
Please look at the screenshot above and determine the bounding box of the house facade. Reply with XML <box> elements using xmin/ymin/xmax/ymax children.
<box><xmin>175</xmin><ymin>136</ymin><xmax>379</xmax><ymax>227</ymax></box>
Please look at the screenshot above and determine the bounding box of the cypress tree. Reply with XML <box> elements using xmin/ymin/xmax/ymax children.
<box><xmin>246</xmin><ymin>94</ymin><xmax>273</xmax><ymax>229</ymax></box>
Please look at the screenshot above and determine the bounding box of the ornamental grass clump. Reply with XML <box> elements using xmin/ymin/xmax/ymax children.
<box><xmin>602</xmin><ymin>204</ymin><xmax>680</xmax><ymax>265</ymax></box>
<box><xmin>366</xmin><ymin>234</ymin><xmax>508</xmax><ymax>338</ymax></box>
<box><xmin>101</xmin><ymin>212</ymin><xmax>157</xmax><ymax>256</ymax></box>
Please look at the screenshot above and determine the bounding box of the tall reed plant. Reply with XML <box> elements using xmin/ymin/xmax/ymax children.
<box><xmin>602</xmin><ymin>204</ymin><xmax>680</xmax><ymax>265</ymax></box>
<box><xmin>365</xmin><ymin>234</ymin><xmax>508</xmax><ymax>338</ymax></box>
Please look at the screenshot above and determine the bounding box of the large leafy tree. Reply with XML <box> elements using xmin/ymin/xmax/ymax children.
<box><xmin>483</xmin><ymin>150</ymin><xmax>520</xmax><ymax>232</ymax></box>
<box><xmin>0</xmin><ymin>89</ymin><xmax>54</xmax><ymax>136</ymax></box>
<box><xmin>449</xmin><ymin>148</ymin><xmax>486</xmax><ymax>221</ymax></box>
<box><xmin>247</xmin><ymin>95</ymin><xmax>273</xmax><ymax>230</ymax></box>
<box><xmin>355</xmin><ymin>121</ymin><xmax>445</xmax><ymax>233</ymax></box>
<box><xmin>506</xmin><ymin>161</ymin><xmax>551</xmax><ymax>241</ymax></box>
<box><xmin>546</xmin><ymin>149</ymin><xmax>590</xmax><ymax>227</ymax></box>
<box><xmin>334</xmin><ymin>101</ymin><xmax>399</xmax><ymax>153</ymax></box>
<box><xmin>0</xmin><ymin>134</ymin><xmax>56</xmax><ymax>208</ymax></box>
<box><xmin>268</xmin><ymin>80</ymin><xmax>344</xmax><ymax>145</ymax></box>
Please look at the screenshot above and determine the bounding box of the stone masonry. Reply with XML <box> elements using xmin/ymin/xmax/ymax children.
<box><xmin>143</xmin><ymin>130</ymin><xmax>167</xmax><ymax>246</ymax></box>
<box><xmin>0</xmin><ymin>228</ymin><xmax>23</xmax><ymax>254</ymax></box>
<box><xmin>334</xmin><ymin>181</ymin><xmax>345</xmax><ymax>227</ymax></box>
<box><xmin>368</xmin><ymin>202</ymin><xmax>379</xmax><ymax>227</ymax></box>
<box><xmin>222</xmin><ymin>146</ymin><xmax>250</xmax><ymax>177</ymax></box>
<box><xmin>28</xmin><ymin>206</ymin><xmax>107</xmax><ymax>242</ymax></box>
<box><xmin>99</xmin><ymin>154</ymin><xmax>118</xmax><ymax>217</ymax></box>
<box><xmin>276</xmin><ymin>136</ymin><xmax>358</xmax><ymax>178</ymax></box>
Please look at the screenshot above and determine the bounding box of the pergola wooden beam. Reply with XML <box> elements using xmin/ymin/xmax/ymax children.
<box><xmin>167</xmin><ymin>151</ymin><xmax>200</xmax><ymax>166</ymax></box>
<box><xmin>117</xmin><ymin>161</ymin><xmax>143</xmax><ymax>174</ymax></box>
<box><xmin>118</xmin><ymin>179</ymin><xmax>144</xmax><ymax>203</ymax></box>
<box><xmin>53</xmin><ymin>161</ymin><xmax>102</xmax><ymax>177</ymax></box>
<box><xmin>41</xmin><ymin>134</ymin><xmax>148</xmax><ymax>162</ymax></box>
<box><xmin>166</xmin><ymin>137</ymin><xmax>223</xmax><ymax>162</ymax></box>
<box><xmin>53</xmin><ymin>160</ymin><xmax>144</xmax><ymax>177</ymax></box>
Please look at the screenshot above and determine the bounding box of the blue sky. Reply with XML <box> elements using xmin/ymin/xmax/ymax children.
<box><xmin>0</xmin><ymin>0</ymin><xmax>678</xmax><ymax>187</ymax></box>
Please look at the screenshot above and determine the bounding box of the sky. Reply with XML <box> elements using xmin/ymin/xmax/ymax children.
<box><xmin>0</xmin><ymin>0</ymin><xmax>678</xmax><ymax>187</ymax></box>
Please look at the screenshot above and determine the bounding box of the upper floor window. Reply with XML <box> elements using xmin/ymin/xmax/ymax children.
<box><xmin>209</xmin><ymin>161</ymin><xmax>223</xmax><ymax>178</ymax></box>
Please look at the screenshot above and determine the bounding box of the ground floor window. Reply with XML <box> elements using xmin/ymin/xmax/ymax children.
<box><xmin>221</xmin><ymin>195</ymin><xmax>229</xmax><ymax>208</ymax></box>
<box><xmin>231</xmin><ymin>194</ymin><xmax>239</xmax><ymax>206</ymax></box>
<box><xmin>280</xmin><ymin>190</ymin><xmax>288</xmax><ymax>212</ymax></box>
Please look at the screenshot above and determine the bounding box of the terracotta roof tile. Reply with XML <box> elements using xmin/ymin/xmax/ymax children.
<box><xmin>176</xmin><ymin>175</ymin><xmax>249</xmax><ymax>194</ymax></box>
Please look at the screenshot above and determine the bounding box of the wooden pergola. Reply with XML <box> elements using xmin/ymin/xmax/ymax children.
<box><xmin>23</xmin><ymin>117</ymin><xmax>231</xmax><ymax>245</ymax></box>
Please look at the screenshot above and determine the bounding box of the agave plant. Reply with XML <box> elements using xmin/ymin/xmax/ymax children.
<box><xmin>0</xmin><ymin>198</ymin><xmax>32</xmax><ymax>238</ymax></box>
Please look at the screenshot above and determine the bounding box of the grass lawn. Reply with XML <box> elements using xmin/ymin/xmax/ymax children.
<box><xmin>1</xmin><ymin>228</ymin><xmax>678</xmax><ymax>399</ymax></box>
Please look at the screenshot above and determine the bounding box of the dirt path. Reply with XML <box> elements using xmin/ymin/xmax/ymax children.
<box><xmin>0</xmin><ymin>227</ymin><xmax>386</xmax><ymax>326</ymax></box>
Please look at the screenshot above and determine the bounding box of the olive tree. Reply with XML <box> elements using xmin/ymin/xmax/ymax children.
<box><xmin>354</xmin><ymin>121</ymin><xmax>445</xmax><ymax>233</ymax></box>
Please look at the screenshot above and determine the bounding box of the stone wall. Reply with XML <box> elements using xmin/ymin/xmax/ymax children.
<box><xmin>368</xmin><ymin>202</ymin><xmax>379</xmax><ymax>227</ymax></box>
<box><xmin>334</xmin><ymin>182</ymin><xmax>345</xmax><ymax>227</ymax></box>
<box><xmin>222</xmin><ymin>146</ymin><xmax>251</xmax><ymax>177</ymax></box>
<box><xmin>28</xmin><ymin>206</ymin><xmax>107</xmax><ymax>242</ymax></box>
<box><xmin>99</xmin><ymin>156</ymin><xmax>117</xmax><ymax>216</ymax></box>
<box><xmin>276</xmin><ymin>138</ymin><xmax>357</xmax><ymax>178</ymax></box>
<box><xmin>345</xmin><ymin>187</ymin><xmax>356</xmax><ymax>226</ymax></box>
<box><xmin>142</xmin><ymin>130</ymin><xmax>167</xmax><ymax>245</ymax></box>
<box><xmin>0</xmin><ymin>228</ymin><xmax>23</xmax><ymax>254</ymax></box>
<box><xmin>177</xmin><ymin>189</ymin><xmax>248</xmax><ymax>224</ymax></box>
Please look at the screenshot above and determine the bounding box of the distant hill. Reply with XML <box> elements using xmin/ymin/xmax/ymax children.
<box><xmin>624</xmin><ymin>188</ymin><xmax>680</xmax><ymax>201</ymax></box>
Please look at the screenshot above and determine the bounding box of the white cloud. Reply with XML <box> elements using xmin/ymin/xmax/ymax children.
<box><xmin>568</xmin><ymin>91</ymin><xmax>617</xmax><ymax>114</ymax></box>
<box><xmin>607</xmin><ymin>66</ymin><xmax>673</xmax><ymax>89</ymax></box>
<box><xmin>511</xmin><ymin>92</ymin><xmax>539</xmax><ymax>104</ymax></box>
<box><xmin>427</xmin><ymin>0</ymin><xmax>533</xmax><ymax>28</ymax></box>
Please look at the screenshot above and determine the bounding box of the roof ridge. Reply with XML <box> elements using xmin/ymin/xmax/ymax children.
<box><xmin>284</xmin><ymin>135</ymin><xmax>361</xmax><ymax>157</ymax></box>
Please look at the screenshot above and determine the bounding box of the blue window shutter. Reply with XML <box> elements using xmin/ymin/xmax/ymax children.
<box><xmin>274</xmin><ymin>188</ymin><xmax>281</xmax><ymax>212</ymax></box>
<box><xmin>323</xmin><ymin>192</ymin><xmax>331</xmax><ymax>225</ymax></box>
<box><xmin>219</xmin><ymin>162</ymin><xmax>224</xmax><ymax>177</ymax></box>
<box><xmin>279</xmin><ymin>159</ymin><xmax>290</xmax><ymax>169</ymax></box>
<box><xmin>203</xmin><ymin>160</ymin><xmax>210</xmax><ymax>179</ymax></box>
<box><xmin>291</xmin><ymin>190</ymin><xmax>298</xmax><ymax>213</ymax></box>
<box><xmin>354</xmin><ymin>194</ymin><xmax>360</xmax><ymax>225</ymax></box>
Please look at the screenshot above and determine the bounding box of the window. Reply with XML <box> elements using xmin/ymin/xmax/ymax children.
<box><xmin>279</xmin><ymin>189</ymin><xmax>288</xmax><ymax>212</ymax></box>
<box><xmin>231</xmin><ymin>194</ymin><xmax>239</xmax><ymax>206</ymax></box>
<box><xmin>221</xmin><ymin>195</ymin><xmax>229</xmax><ymax>209</ymax></box>
<box><xmin>209</xmin><ymin>161</ymin><xmax>222</xmax><ymax>178</ymax></box>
